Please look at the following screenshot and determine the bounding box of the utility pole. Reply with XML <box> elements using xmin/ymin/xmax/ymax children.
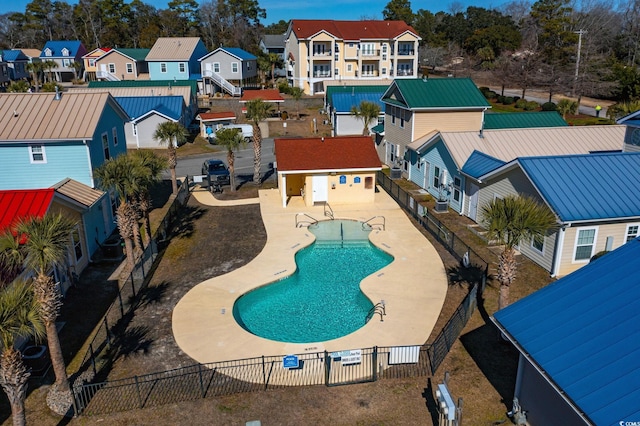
<box><xmin>573</xmin><ymin>29</ymin><xmax>587</xmax><ymax>97</ymax></box>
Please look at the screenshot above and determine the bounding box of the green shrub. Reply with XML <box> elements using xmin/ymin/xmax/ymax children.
<box><xmin>277</xmin><ymin>79</ymin><xmax>291</xmax><ymax>94</ymax></box>
<box><xmin>513</xmin><ymin>96</ymin><xmax>520</xmax><ymax>104</ymax></box>
<box><xmin>503</xmin><ymin>96</ymin><xmax>514</xmax><ymax>105</ymax></box>
<box><xmin>497</xmin><ymin>95</ymin><xmax>505</xmax><ymax>104</ymax></box>
<box><xmin>541</xmin><ymin>102</ymin><xmax>557</xmax><ymax>111</ymax></box>
<box><xmin>485</xmin><ymin>90</ymin><xmax>497</xmax><ymax>99</ymax></box>
<box><xmin>524</xmin><ymin>101</ymin><xmax>539</xmax><ymax>111</ymax></box>
<box><xmin>515</xmin><ymin>98</ymin><xmax>527</xmax><ymax>109</ymax></box>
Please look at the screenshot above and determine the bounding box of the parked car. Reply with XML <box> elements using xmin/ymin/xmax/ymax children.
<box><xmin>209</xmin><ymin>124</ymin><xmax>253</xmax><ymax>143</ymax></box>
<box><xmin>201</xmin><ymin>159</ymin><xmax>230</xmax><ymax>186</ymax></box>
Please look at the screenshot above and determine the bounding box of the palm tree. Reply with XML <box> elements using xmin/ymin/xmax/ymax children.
<box><xmin>268</xmin><ymin>52</ymin><xmax>283</xmax><ymax>87</ymax></box>
<box><xmin>0</xmin><ymin>280</ymin><xmax>45</xmax><ymax>426</ymax></box>
<box><xmin>214</xmin><ymin>127</ymin><xmax>246</xmax><ymax>192</ymax></box>
<box><xmin>18</xmin><ymin>213</ymin><xmax>75</xmax><ymax>395</ymax></box>
<box><xmin>0</xmin><ymin>230</ymin><xmax>25</xmax><ymax>288</ymax></box>
<box><xmin>129</xmin><ymin>150</ymin><xmax>168</xmax><ymax>245</ymax></box>
<box><xmin>351</xmin><ymin>101</ymin><xmax>381</xmax><ymax>136</ymax></box>
<box><xmin>153</xmin><ymin>121</ymin><xmax>187</xmax><ymax>195</ymax></box>
<box><xmin>95</xmin><ymin>155</ymin><xmax>145</xmax><ymax>271</ymax></box>
<box><xmin>42</xmin><ymin>60</ymin><xmax>57</xmax><ymax>83</ymax></box>
<box><xmin>481</xmin><ymin>195</ymin><xmax>557</xmax><ymax>310</ymax></box>
<box><xmin>26</xmin><ymin>62</ymin><xmax>44</xmax><ymax>92</ymax></box>
<box><xmin>246</xmin><ymin>99</ymin><xmax>273</xmax><ymax>184</ymax></box>
<box><xmin>289</xmin><ymin>86</ymin><xmax>304</xmax><ymax>119</ymax></box>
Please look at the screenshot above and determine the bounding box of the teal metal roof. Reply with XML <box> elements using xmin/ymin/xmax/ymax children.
<box><xmin>382</xmin><ymin>78</ymin><xmax>490</xmax><ymax>109</ymax></box>
<box><xmin>371</xmin><ymin>123</ymin><xmax>384</xmax><ymax>133</ymax></box>
<box><xmin>115</xmin><ymin>48</ymin><xmax>151</xmax><ymax>61</ymax></box>
<box><xmin>516</xmin><ymin>152</ymin><xmax>640</xmax><ymax>222</ymax></box>
<box><xmin>484</xmin><ymin>111</ymin><xmax>568</xmax><ymax>129</ymax></box>
<box><xmin>89</xmin><ymin>79</ymin><xmax>197</xmax><ymax>95</ymax></box>
<box><xmin>493</xmin><ymin>238</ymin><xmax>640</xmax><ymax>426</ymax></box>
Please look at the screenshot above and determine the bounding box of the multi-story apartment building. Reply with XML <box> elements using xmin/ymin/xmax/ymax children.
<box><xmin>284</xmin><ymin>20</ymin><xmax>421</xmax><ymax>95</ymax></box>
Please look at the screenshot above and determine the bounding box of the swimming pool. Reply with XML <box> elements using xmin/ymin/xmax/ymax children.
<box><xmin>232</xmin><ymin>220</ymin><xmax>393</xmax><ymax>343</ymax></box>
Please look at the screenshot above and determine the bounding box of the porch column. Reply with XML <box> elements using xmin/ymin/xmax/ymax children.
<box><xmin>281</xmin><ymin>174</ymin><xmax>287</xmax><ymax>208</ymax></box>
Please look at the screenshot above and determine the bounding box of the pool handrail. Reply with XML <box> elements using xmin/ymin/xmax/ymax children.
<box><xmin>324</xmin><ymin>202</ymin><xmax>334</xmax><ymax>220</ymax></box>
<box><xmin>295</xmin><ymin>213</ymin><xmax>319</xmax><ymax>228</ymax></box>
<box><xmin>363</xmin><ymin>216</ymin><xmax>385</xmax><ymax>231</ymax></box>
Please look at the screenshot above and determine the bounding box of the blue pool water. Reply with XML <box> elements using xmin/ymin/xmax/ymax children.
<box><xmin>233</xmin><ymin>220</ymin><xmax>393</xmax><ymax>343</ymax></box>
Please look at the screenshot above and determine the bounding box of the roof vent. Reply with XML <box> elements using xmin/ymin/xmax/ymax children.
<box><xmin>13</xmin><ymin>109</ymin><xmax>19</xmax><ymax>117</ymax></box>
<box><xmin>321</xmin><ymin>137</ymin><xmax>325</xmax><ymax>142</ymax></box>
<box><xmin>54</xmin><ymin>86</ymin><xmax>62</xmax><ymax>100</ymax></box>
<box><xmin>478</xmin><ymin>128</ymin><xmax>484</xmax><ymax>138</ymax></box>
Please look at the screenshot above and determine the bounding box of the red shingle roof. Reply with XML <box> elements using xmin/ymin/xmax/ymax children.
<box><xmin>198</xmin><ymin>111</ymin><xmax>237</xmax><ymax>120</ymax></box>
<box><xmin>240</xmin><ymin>89</ymin><xmax>284</xmax><ymax>103</ymax></box>
<box><xmin>290</xmin><ymin>20</ymin><xmax>419</xmax><ymax>40</ymax></box>
<box><xmin>0</xmin><ymin>189</ymin><xmax>54</xmax><ymax>233</ymax></box>
<box><xmin>275</xmin><ymin>136</ymin><xmax>381</xmax><ymax>171</ymax></box>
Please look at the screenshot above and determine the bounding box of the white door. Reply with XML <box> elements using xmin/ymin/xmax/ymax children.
<box><xmin>312</xmin><ymin>175</ymin><xmax>328</xmax><ymax>203</ymax></box>
<box><xmin>468</xmin><ymin>183</ymin><xmax>479</xmax><ymax>221</ymax></box>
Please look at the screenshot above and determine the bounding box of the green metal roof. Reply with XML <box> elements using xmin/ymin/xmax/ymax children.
<box><xmin>382</xmin><ymin>77</ymin><xmax>490</xmax><ymax>109</ymax></box>
<box><xmin>88</xmin><ymin>79</ymin><xmax>197</xmax><ymax>95</ymax></box>
<box><xmin>115</xmin><ymin>48</ymin><xmax>151</xmax><ymax>61</ymax></box>
<box><xmin>484</xmin><ymin>111</ymin><xmax>568</xmax><ymax>129</ymax></box>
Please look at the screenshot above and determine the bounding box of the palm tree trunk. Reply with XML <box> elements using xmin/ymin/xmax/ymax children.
<box><xmin>0</xmin><ymin>348</ymin><xmax>29</xmax><ymax>426</ymax></box>
<box><xmin>252</xmin><ymin>125</ymin><xmax>262</xmax><ymax>184</ymax></box>
<box><xmin>170</xmin><ymin>168</ymin><xmax>178</xmax><ymax>195</ymax></box>
<box><xmin>124</xmin><ymin>237</ymin><xmax>135</xmax><ymax>271</ymax></box>
<box><xmin>497</xmin><ymin>248</ymin><xmax>517</xmax><ymax>310</ymax></box>
<box><xmin>46</xmin><ymin>320</ymin><xmax>70</xmax><ymax>392</ymax></box>
<box><xmin>228</xmin><ymin>151</ymin><xmax>236</xmax><ymax>192</ymax></box>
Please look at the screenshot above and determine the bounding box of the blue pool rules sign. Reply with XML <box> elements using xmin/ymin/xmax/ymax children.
<box><xmin>283</xmin><ymin>355</ymin><xmax>299</xmax><ymax>369</ymax></box>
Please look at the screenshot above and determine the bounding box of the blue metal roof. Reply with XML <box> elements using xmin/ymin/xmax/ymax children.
<box><xmin>2</xmin><ymin>49</ymin><xmax>28</xmax><ymax>61</ymax></box>
<box><xmin>221</xmin><ymin>47</ymin><xmax>257</xmax><ymax>61</ymax></box>
<box><xmin>41</xmin><ymin>40</ymin><xmax>83</xmax><ymax>58</ymax></box>
<box><xmin>114</xmin><ymin>96</ymin><xmax>184</xmax><ymax>121</ymax></box>
<box><xmin>331</xmin><ymin>92</ymin><xmax>385</xmax><ymax>113</ymax></box>
<box><xmin>493</xmin><ymin>238</ymin><xmax>640</xmax><ymax>426</ymax></box>
<box><xmin>517</xmin><ymin>152</ymin><xmax>640</xmax><ymax>222</ymax></box>
<box><xmin>461</xmin><ymin>150</ymin><xmax>506</xmax><ymax>178</ymax></box>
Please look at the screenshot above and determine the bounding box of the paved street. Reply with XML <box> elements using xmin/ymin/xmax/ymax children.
<box><xmin>489</xmin><ymin>87</ymin><xmax>611</xmax><ymax>117</ymax></box>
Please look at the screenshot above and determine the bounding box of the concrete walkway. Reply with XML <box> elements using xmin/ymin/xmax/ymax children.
<box><xmin>172</xmin><ymin>187</ymin><xmax>448</xmax><ymax>382</ymax></box>
<box><xmin>190</xmin><ymin>184</ymin><xmax>260</xmax><ymax>206</ymax></box>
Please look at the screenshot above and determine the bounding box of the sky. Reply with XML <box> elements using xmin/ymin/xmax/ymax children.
<box><xmin>0</xmin><ymin>0</ymin><xmax>510</xmax><ymax>25</ymax></box>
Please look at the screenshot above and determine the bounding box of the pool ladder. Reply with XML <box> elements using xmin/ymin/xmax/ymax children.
<box><xmin>365</xmin><ymin>302</ymin><xmax>386</xmax><ymax>323</ymax></box>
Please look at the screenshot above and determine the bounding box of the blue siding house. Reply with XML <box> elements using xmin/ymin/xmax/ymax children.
<box><xmin>0</xmin><ymin>91</ymin><xmax>129</xmax><ymax>190</ymax></box>
<box><xmin>1</xmin><ymin>49</ymin><xmax>30</xmax><ymax>81</ymax></box>
<box><xmin>146</xmin><ymin>37</ymin><xmax>208</xmax><ymax>81</ymax></box>
<box><xmin>493</xmin><ymin>237</ymin><xmax>640</xmax><ymax>426</ymax></box>
<box><xmin>40</xmin><ymin>40</ymin><xmax>87</xmax><ymax>82</ymax></box>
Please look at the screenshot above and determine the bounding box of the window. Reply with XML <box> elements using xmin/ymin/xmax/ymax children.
<box><xmin>62</xmin><ymin>59</ymin><xmax>71</xmax><ymax>67</ymax></box>
<box><xmin>574</xmin><ymin>228</ymin><xmax>597</xmax><ymax>261</ymax></box>
<box><xmin>381</xmin><ymin>67</ymin><xmax>386</xmax><ymax>75</ymax></box>
<box><xmin>627</xmin><ymin>224</ymin><xmax>639</xmax><ymax>242</ymax></box>
<box><xmin>71</xmin><ymin>227</ymin><xmax>83</xmax><ymax>262</ymax></box>
<box><xmin>532</xmin><ymin>234</ymin><xmax>544</xmax><ymax>253</ymax></box>
<box><xmin>453</xmin><ymin>176</ymin><xmax>461</xmax><ymax>202</ymax></box>
<box><xmin>347</xmin><ymin>64</ymin><xmax>352</xmax><ymax>72</ymax></box>
<box><xmin>160</xmin><ymin>63</ymin><xmax>167</xmax><ymax>73</ymax></box>
<box><xmin>348</xmin><ymin>43</ymin><xmax>354</xmax><ymax>47</ymax></box>
<box><xmin>44</xmin><ymin>48</ymin><xmax>52</xmax><ymax>56</ymax></box>
<box><xmin>313</xmin><ymin>44</ymin><xmax>326</xmax><ymax>55</ymax></box>
<box><xmin>391</xmin><ymin>107</ymin><xmax>396</xmax><ymax>125</ymax></box>
<box><xmin>334</xmin><ymin>54</ymin><xmax>339</xmax><ymax>61</ymax></box>
<box><xmin>213</xmin><ymin>62</ymin><xmax>220</xmax><ymax>73</ymax></box>
<box><xmin>126</xmin><ymin>63</ymin><xmax>133</xmax><ymax>73</ymax></box>
<box><xmin>108</xmin><ymin>63</ymin><xmax>115</xmax><ymax>73</ymax></box>
<box><xmin>29</xmin><ymin>145</ymin><xmax>46</xmax><ymax>163</ymax></box>
<box><xmin>382</xmin><ymin>44</ymin><xmax>387</xmax><ymax>53</ymax></box>
<box><xmin>179</xmin><ymin>62</ymin><xmax>186</xmax><ymax>73</ymax></box>
<box><xmin>102</xmin><ymin>133</ymin><xmax>110</xmax><ymax>160</ymax></box>
<box><xmin>335</xmin><ymin>68</ymin><xmax>339</xmax><ymax>75</ymax></box>
<box><xmin>132</xmin><ymin>123</ymin><xmax>137</xmax><ymax>136</ymax></box>
<box><xmin>62</xmin><ymin>48</ymin><xmax>70</xmax><ymax>56</ymax></box>
<box><xmin>361</xmin><ymin>43</ymin><xmax>375</xmax><ymax>56</ymax></box>
<box><xmin>382</xmin><ymin>54</ymin><xmax>387</xmax><ymax>61</ymax></box>
<box><xmin>400</xmin><ymin>116</ymin><xmax>404</xmax><ymax>128</ymax></box>
<box><xmin>89</xmin><ymin>59</ymin><xmax>96</xmax><ymax>67</ymax></box>
<box><xmin>232</xmin><ymin>62</ymin><xmax>239</xmax><ymax>73</ymax></box>
<box><xmin>433</xmin><ymin>166</ymin><xmax>441</xmax><ymax>188</ymax></box>
<box><xmin>112</xmin><ymin>127</ymin><xmax>118</xmax><ymax>146</ymax></box>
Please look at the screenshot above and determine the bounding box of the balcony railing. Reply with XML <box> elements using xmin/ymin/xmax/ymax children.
<box><xmin>395</xmin><ymin>69</ymin><xmax>414</xmax><ymax>76</ymax></box>
<box><xmin>397</xmin><ymin>50</ymin><xmax>415</xmax><ymax>56</ymax></box>
<box><xmin>312</xmin><ymin>51</ymin><xmax>332</xmax><ymax>57</ymax></box>
<box><xmin>313</xmin><ymin>71</ymin><xmax>331</xmax><ymax>78</ymax></box>
<box><xmin>361</xmin><ymin>49</ymin><xmax>381</xmax><ymax>57</ymax></box>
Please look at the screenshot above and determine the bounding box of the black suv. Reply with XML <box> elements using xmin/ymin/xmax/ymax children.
<box><xmin>201</xmin><ymin>159</ymin><xmax>230</xmax><ymax>186</ymax></box>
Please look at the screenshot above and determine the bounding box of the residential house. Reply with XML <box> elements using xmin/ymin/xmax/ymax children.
<box><xmin>199</xmin><ymin>47</ymin><xmax>258</xmax><ymax>96</ymax></box>
<box><xmin>0</xmin><ymin>91</ymin><xmax>128</xmax><ymax>191</ymax></box>
<box><xmin>195</xmin><ymin>111</ymin><xmax>236</xmax><ymax>139</ymax></box>
<box><xmin>615</xmin><ymin>109</ymin><xmax>640</xmax><ymax>152</ymax></box>
<box><xmin>492</xmin><ymin>237</ymin><xmax>640</xmax><ymax>425</ymax></box>
<box><xmin>40</xmin><ymin>40</ymin><xmax>87</xmax><ymax>82</ymax></box>
<box><xmin>473</xmin><ymin>152</ymin><xmax>640</xmax><ymax>277</ymax></box>
<box><xmin>81</xmin><ymin>47</ymin><xmax>111</xmax><ymax>81</ymax></box>
<box><xmin>0</xmin><ymin>56</ymin><xmax>9</xmax><ymax>85</ymax></box>
<box><xmin>0</xmin><ymin>181</ymin><xmax>114</xmax><ymax>292</ymax></box>
<box><xmin>274</xmin><ymin>136</ymin><xmax>382</xmax><ymax>207</ymax></box>
<box><xmin>1</xmin><ymin>50</ymin><xmax>30</xmax><ymax>81</ymax></box>
<box><xmin>325</xmin><ymin>85</ymin><xmax>387</xmax><ymax>135</ymax></box>
<box><xmin>114</xmin><ymin>96</ymin><xmax>186</xmax><ymax>149</ymax></box>
<box><xmin>406</xmin><ymin>125</ymin><xmax>625</xmax><ymax>220</ymax></box>
<box><xmin>284</xmin><ymin>20</ymin><xmax>421</xmax><ymax>95</ymax></box>
<box><xmin>20</xmin><ymin>49</ymin><xmax>41</xmax><ymax>64</ymax></box>
<box><xmin>94</xmin><ymin>48</ymin><xmax>151</xmax><ymax>81</ymax></box>
<box><xmin>259</xmin><ymin>34</ymin><xmax>286</xmax><ymax>77</ymax></box>
<box><xmin>146</xmin><ymin>37</ymin><xmax>208</xmax><ymax>81</ymax></box>
<box><xmin>379</xmin><ymin>77</ymin><xmax>490</xmax><ymax>169</ymax></box>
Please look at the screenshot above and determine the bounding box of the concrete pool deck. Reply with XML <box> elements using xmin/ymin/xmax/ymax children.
<box><xmin>172</xmin><ymin>186</ymin><xmax>448</xmax><ymax>369</ymax></box>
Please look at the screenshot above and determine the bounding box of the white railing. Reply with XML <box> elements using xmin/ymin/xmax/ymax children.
<box><xmin>96</xmin><ymin>70</ymin><xmax>119</xmax><ymax>81</ymax></box>
<box><xmin>202</xmin><ymin>69</ymin><xmax>242</xmax><ymax>96</ymax></box>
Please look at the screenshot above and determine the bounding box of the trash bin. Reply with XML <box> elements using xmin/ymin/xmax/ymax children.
<box><xmin>22</xmin><ymin>345</ymin><xmax>49</xmax><ymax>375</ymax></box>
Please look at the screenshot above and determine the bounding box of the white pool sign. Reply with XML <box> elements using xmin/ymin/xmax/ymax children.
<box><xmin>282</xmin><ymin>355</ymin><xmax>299</xmax><ymax>369</ymax></box>
<box><xmin>331</xmin><ymin>349</ymin><xmax>362</xmax><ymax>365</ymax></box>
